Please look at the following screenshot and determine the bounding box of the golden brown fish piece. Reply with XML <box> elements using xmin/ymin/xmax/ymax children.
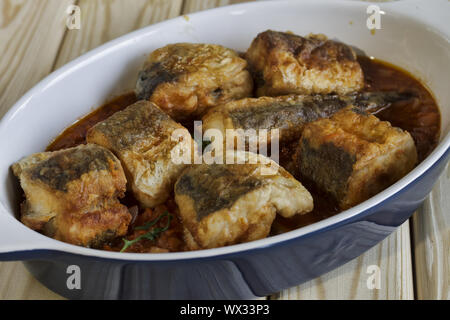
<box><xmin>202</xmin><ymin>92</ymin><xmax>413</xmax><ymax>152</ymax></box>
<box><xmin>293</xmin><ymin>107</ymin><xmax>418</xmax><ymax>209</ymax></box>
<box><xmin>174</xmin><ymin>151</ymin><xmax>313</xmax><ymax>250</ymax></box>
<box><xmin>87</xmin><ymin>100</ymin><xmax>195</xmax><ymax>208</ymax></box>
<box><xmin>12</xmin><ymin>144</ymin><xmax>131</xmax><ymax>247</ymax></box>
<box><xmin>246</xmin><ymin>30</ymin><xmax>364</xmax><ymax>96</ymax></box>
<box><xmin>136</xmin><ymin>43</ymin><xmax>253</xmax><ymax>121</ymax></box>
<box><xmin>202</xmin><ymin>95</ymin><xmax>348</xmax><ymax>150</ymax></box>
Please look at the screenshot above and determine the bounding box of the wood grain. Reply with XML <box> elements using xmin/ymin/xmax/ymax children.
<box><xmin>182</xmin><ymin>0</ymin><xmax>251</xmax><ymax>14</ymax></box>
<box><xmin>274</xmin><ymin>222</ymin><xmax>414</xmax><ymax>300</ymax></box>
<box><xmin>0</xmin><ymin>262</ymin><xmax>62</xmax><ymax>300</ymax></box>
<box><xmin>0</xmin><ymin>0</ymin><xmax>76</xmax><ymax>299</ymax></box>
<box><xmin>0</xmin><ymin>0</ymin><xmax>75</xmax><ymax>118</ymax></box>
<box><xmin>412</xmin><ymin>162</ymin><xmax>450</xmax><ymax>300</ymax></box>
<box><xmin>54</xmin><ymin>0</ymin><xmax>183</xmax><ymax>69</ymax></box>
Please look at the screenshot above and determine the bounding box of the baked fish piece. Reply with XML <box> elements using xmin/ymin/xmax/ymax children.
<box><xmin>246</xmin><ymin>30</ymin><xmax>364</xmax><ymax>96</ymax></box>
<box><xmin>12</xmin><ymin>144</ymin><xmax>131</xmax><ymax>247</ymax></box>
<box><xmin>293</xmin><ymin>107</ymin><xmax>418</xmax><ymax>209</ymax></box>
<box><xmin>202</xmin><ymin>92</ymin><xmax>414</xmax><ymax>149</ymax></box>
<box><xmin>136</xmin><ymin>43</ymin><xmax>253</xmax><ymax>121</ymax></box>
<box><xmin>87</xmin><ymin>100</ymin><xmax>194</xmax><ymax>208</ymax></box>
<box><xmin>174</xmin><ymin>151</ymin><xmax>313</xmax><ymax>250</ymax></box>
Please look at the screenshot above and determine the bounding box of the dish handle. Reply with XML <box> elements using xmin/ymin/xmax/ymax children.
<box><xmin>0</xmin><ymin>206</ymin><xmax>57</xmax><ymax>261</ymax></box>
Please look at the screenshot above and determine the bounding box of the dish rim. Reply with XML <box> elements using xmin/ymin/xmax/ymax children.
<box><xmin>0</xmin><ymin>0</ymin><xmax>449</xmax><ymax>261</ymax></box>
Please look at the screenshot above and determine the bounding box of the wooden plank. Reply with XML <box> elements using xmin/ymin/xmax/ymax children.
<box><xmin>0</xmin><ymin>0</ymin><xmax>75</xmax><ymax>117</ymax></box>
<box><xmin>54</xmin><ymin>0</ymin><xmax>183</xmax><ymax>69</ymax></box>
<box><xmin>0</xmin><ymin>0</ymin><xmax>76</xmax><ymax>300</ymax></box>
<box><xmin>0</xmin><ymin>0</ymin><xmax>184</xmax><ymax>300</ymax></box>
<box><xmin>412</xmin><ymin>162</ymin><xmax>450</xmax><ymax>300</ymax></box>
<box><xmin>0</xmin><ymin>262</ymin><xmax>62</xmax><ymax>300</ymax></box>
<box><xmin>182</xmin><ymin>0</ymin><xmax>251</xmax><ymax>14</ymax></box>
<box><xmin>274</xmin><ymin>222</ymin><xmax>414</xmax><ymax>300</ymax></box>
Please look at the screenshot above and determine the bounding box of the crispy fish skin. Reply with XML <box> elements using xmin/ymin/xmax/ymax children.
<box><xmin>12</xmin><ymin>144</ymin><xmax>131</xmax><ymax>247</ymax></box>
<box><xmin>136</xmin><ymin>43</ymin><xmax>253</xmax><ymax>121</ymax></box>
<box><xmin>294</xmin><ymin>107</ymin><xmax>418</xmax><ymax>209</ymax></box>
<box><xmin>87</xmin><ymin>100</ymin><xmax>194</xmax><ymax>208</ymax></box>
<box><xmin>174</xmin><ymin>151</ymin><xmax>313</xmax><ymax>250</ymax></box>
<box><xmin>202</xmin><ymin>94</ymin><xmax>348</xmax><ymax>149</ymax></box>
<box><xmin>202</xmin><ymin>92</ymin><xmax>412</xmax><ymax>150</ymax></box>
<box><xmin>246</xmin><ymin>30</ymin><xmax>364</xmax><ymax>96</ymax></box>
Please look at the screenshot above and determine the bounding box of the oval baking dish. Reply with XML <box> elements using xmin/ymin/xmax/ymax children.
<box><xmin>0</xmin><ymin>0</ymin><xmax>449</xmax><ymax>299</ymax></box>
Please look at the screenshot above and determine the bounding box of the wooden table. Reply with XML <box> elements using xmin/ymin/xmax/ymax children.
<box><xmin>0</xmin><ymin>0</ymin><xmax>448</xmax><ymax>300</ymax></box>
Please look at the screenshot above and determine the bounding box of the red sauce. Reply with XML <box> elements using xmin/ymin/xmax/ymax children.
<box><xmin>47</xmin><ymin>92</ymin><xmax>137</xmax><ymax>151</ymax></box>
<box><xmin>359</xmin><ymin>57</ymin><xmax>440</xmax><ymax>161</ymax></box>
<box><xmin>45</xmin><ymin>57</ymin><xmax>441</xmax><ymax>249</ymax></box>
<box><xmin>103</xmin><ymin>200</ymin><xmax>185</xmax><ymax>253</ymax></box>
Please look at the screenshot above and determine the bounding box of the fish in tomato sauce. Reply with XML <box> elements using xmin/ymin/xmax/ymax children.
<box><xmin>42</xmin><ymin>56</ymin><xmax>441</xmax><ymax>250</ymax></box>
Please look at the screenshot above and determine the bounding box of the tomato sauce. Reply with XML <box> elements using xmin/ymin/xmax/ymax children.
<box><xmin>47</xmin><ymin>93</ymin><xmax>138</xmax><ymax>152</ymax></box>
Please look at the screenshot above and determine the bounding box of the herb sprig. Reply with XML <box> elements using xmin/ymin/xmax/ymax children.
<box><xmin>120</xmin><ymin>211</ymin><xmax>173</xmax><ymax>253</ymax></box>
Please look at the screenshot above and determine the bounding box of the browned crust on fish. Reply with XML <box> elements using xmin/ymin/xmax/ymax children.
<box><xmin>87</xmin><ymin>100</ymin><xmax>194</xmax><ymax>208</ymax></box>
<box><xmin>294</xmin><ymin>107</ymin><xmax>418</xmax><ymax>209</ymax></box>
<box><xmin>136</xmin><ymin>43</ymin><xmax>254</xmax><ymax>121</ymax></box>
<box><xmin>175</xmin><ymin>152</ymin><xmax>313</xmax><ymax>249</ymax></box>
<box><xmin>246</xmin><ymin>30</ymin><xmax>364</xmax><ymax>96</ymax></box>
<box><xmin>12</xmin><ymin>144</ymin><xmax>131</xmax><ymax>247</ymax></box>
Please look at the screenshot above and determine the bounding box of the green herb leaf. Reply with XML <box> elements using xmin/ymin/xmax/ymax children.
<box><xmin>120</xmin><ymin>211</ymin><xmax>172</xmax><ymax>253</ymax></box>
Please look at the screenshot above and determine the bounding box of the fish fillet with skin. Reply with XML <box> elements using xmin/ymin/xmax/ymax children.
<box><xmin>136</xmin><ymin>43</ymin><xmax>254</xmax><ymax>121</ymax></box>
<box><xmin>87</xmin><ymin>100</ymin><xmax>195</xmax><ymax>208</ymax></box>
<box><xmin>174</xmin><ymin>151</ymin><xmax>313</xmax><ymax>250</ymax></box>
<box><xmin>202</xmin><ymin>92</ymin><xmax>413</xmax><ymax>150</ymax></box>
<box><xmin>246</xmin><ymin>30</ymin><xmax>364</xmax><ymax>96</ymax></box>
<box><xmin>12</xmin><ymin>144</ymin><xmax>131</xmax><ymax>248</ymax></box>
<box><xmin>293</xmin><ymin>107</ymin><xmax>418</xmax><ymax>209</ymax></box>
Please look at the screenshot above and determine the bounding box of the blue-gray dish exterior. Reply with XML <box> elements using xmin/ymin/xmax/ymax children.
<box><xmin>1</xmin><ymin>148</ymin><xmax>448</xmax><ymax>300</ymax></box>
